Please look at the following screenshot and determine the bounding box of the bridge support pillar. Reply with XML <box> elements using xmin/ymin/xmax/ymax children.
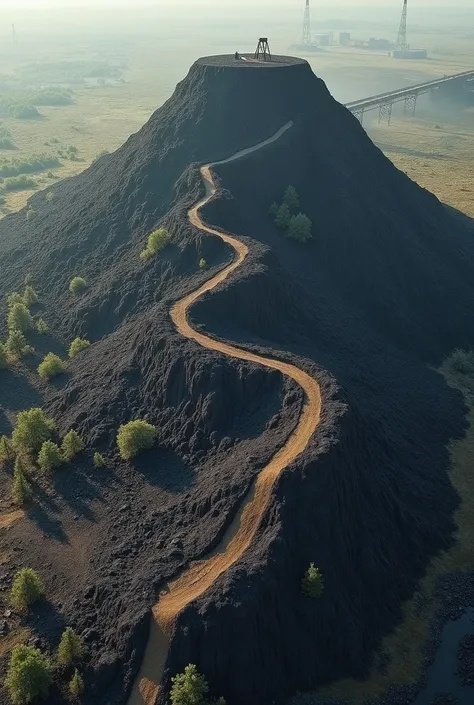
<box><xmin>378</xmin><ymin>101</ymin><xmax>393</xmax><ymax>126</ymax></box>
<box><xmin>404</xmin><ymin>93</ymin><xmax>418</xmax><ymax>117</ymax></box>
<box><xmin>353</xmin><ymin>107</ymin><xmax>365</xmax><ymax>125</ymax></box>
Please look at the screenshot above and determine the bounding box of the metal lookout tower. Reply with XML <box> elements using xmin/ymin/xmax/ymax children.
<box><xmin>254</xmin><ymin>38</ymin><xmax>272</xmax><ymax>61</ymax></box>
<box><xmin>302</xmin><ymin>0</ymin><xmax>312</xmax><ymax>46</ymax></box>
<box><xmin>396</xmin><ymin>0</ymin><xmax>408</xmax><ymax>51</ymax></box>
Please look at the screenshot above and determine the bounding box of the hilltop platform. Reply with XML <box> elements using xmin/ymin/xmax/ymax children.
<box><xmin>196</xmin><ymin>54</ymin><xmax>307</xmax><ymax>69</ymax></box>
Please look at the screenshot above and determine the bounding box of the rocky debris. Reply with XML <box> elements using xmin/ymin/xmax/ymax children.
<box><xmin>457</xmin><ymin>633</ymin><xmax>474</xmax><ymax>687</ymax></box>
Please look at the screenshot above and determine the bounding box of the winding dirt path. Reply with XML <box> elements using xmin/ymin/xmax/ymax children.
<box><xmin>128</xmin><ymin>122</ymin><xmax>322</xmax><ymax>705</ymax></box>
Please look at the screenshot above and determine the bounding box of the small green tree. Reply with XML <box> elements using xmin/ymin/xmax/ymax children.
<box><xmin>38</xmin><ymin>353</ymin><xmax>66</xmax><ymax>380</ymax></box>
<box><xmin>7</xmin><ymin>292</ymin><xmax>26</xmax><ymax>309</ymax></box>
<box><xmin>8</xmin><ymin>303</ymin><xmax>34</xmax><ymax>333</ymax></box>
<box><xmin>0</xmin><ymin>435</ymin><xmax>14</xmax><ymax>463</ymax></box>
<box><xmin>199</xmin><ymin>258</ymin><xmax>208</xmax><ymax>270</ymax></box>
<box><xmin>58</xmin><ymin>627</ymin><xmax>84</xmax><ymax>665</ymax></box>
<box><xmin>269</xmin><ymin>202</ymin><xmax>279</xmax><ymax>217</ymax></box>
<box><xmin>140</xmin><ymin>227</ymin><xmax>169</xmax><ymax>260</ymax></box>
<box><xmin>69</xmin><ymin>277</ymin><xmax>87</xmax><ymax>295</ymax></box>
<box><xmin>10</xmin><ymin>568</ymin><xmax>45</xmax><ymax>611</ymax></box>
<box><xmin>23</xmin><ymin>286</ymin><xmax>38</xmax><ymax>307</ymax></box>
<box><xmin>287</xmin><ymin>213</ymin><xmax>312</xmax><ymax>243</ymax></box>
<box><xmin>69</xmin><ymin>669</ymin><xmax>84</xmax><ymax>698</ymax></box>
<box><xmin>37</xmin><ymin>440</ymin><xmax>63</xmax><ymax>473</ymax></box>
<box><xmin>301</xmin><ymin>562</ymin><xmax>324</xmax><ymax>598</ymax></box>
<box><xmin>93</xmin><ymin>452</ymin><xmax>106</xmax><ymax>468</ymax></box>
<box><xmin>12</xmin><ymin>457</ymin><xmax>31</xmax><ymax>505</ymax></box>
<box><xmin>5</xmin><ymin>330</ymin><xmax>29</xmax><ymax>359</ymax></box>
<box><xmin>45</xmin><ymin>191</ymin><xmax>54</xmax><ymax>203</ymax></box>
<box><xmin>36</xmin><ymin>318</ymin><xmax>48</xmax><ymax>334</ymax></box>
<box><xmin>0</xmin><ymin>342</ymin><xmax>8</xmax><ymax>369</ymax></box>
<box><xmin>117</xmin><ymin>420</ymin><xmax>157</xmax><ymax>460</ymax></box>
<box><xmin>68</xmin><ymin>337</ymin><xmax>90</xmax><ymax>359</ymax></box>
<box><xmin>12</xmin><ymin>408</ymin><xmax>56</xmax><ymax>454</ymax></box>
<box><xmin>26</xmin><ymin>208</ymin><xmax>37</xmax><ymax>222</ymax></box>
<box><xmin>275</xmin><ymin>202</ymin><xmax>291</xmax><ymax>230</ymax></box>
<box><xmin>5</xmin><ymin>644</ymin><xmax>52</xmax><ymax>705</ymax></box>
<box><xmin>170</xmin><ymin>664</ymin><xmax>208</xmax><ymax>705</ymax></box>
<box><xmin>61</xmin><ymin>430</ymin><xmax>84</xmax><ymax>461</ymax></box>
<box><xmin>283</xmin><ymin>185</ymin><xmax>299</xmax><ymax>212</ymax></box>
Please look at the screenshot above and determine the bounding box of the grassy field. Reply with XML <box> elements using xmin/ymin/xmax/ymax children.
<box><xmin>0</xmin><ymin>5</ymin><xmax>473</xmax><ymax>219</ymax></box>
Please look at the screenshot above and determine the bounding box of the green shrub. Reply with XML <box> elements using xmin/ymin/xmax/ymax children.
<box><xmin>199</xmin><ymin>258</ymin><xmax>208</xmax><ymax>270</ymax></box>
<box><xmin>12</xmin><ymin>457</ymin><xmax>31</xmax><ymax>505</ymax></box>
<box><xmin>0</xmin><ymin>128</ymin><xmax>15</xmax><ymax>150</ymax></box>
<box><xmin>275</xmin><ymin>202</ymin><xmax>291</xmax><ymax>229</ymax></box>
<box><xmin>117</xmin><ymin>420</ymin><xmax>157</xmax><ymax>460</ymax></box>
<box><xmin>301</xmin><ymin>562</ymin><xmax>324</xmax><ymax>598</ymax></box>
<box><xmin>2</xmin><ymin>175</ymin><xmax>37</xmax><ymax>191</ymax></box>
<box><xmin>93</xmin><ymin>452</ymin><xmax>106</xmax><ymax>468</ymax></box>
<box><xmin>5</xmin><ymin>644</ymin><xmax>52</xmax><ymax>705</ymax></box>
<box><xmin>22</xmin><ymin>286</ymin><xmax>38</xmax><ymax>307</ymax></box>
<box><xmin>92</xmin><ymin>149</ymin><xmax>109</xmax><ymax>163</ymax></box>
<box><xmin>12</xmin><ymin>409</ymin><xmax>55</xmax><ymax>454</ymax></box>
<box><xmin>0</xmin><ymin>435</ymin><xmax>14</xmax><ymax>463</ymax></box>
<box><xmin>37</xmin><ymin>440</ymin><xmax>63</xmax><ymax>472</ymax></box>
<box><xmin>69</xmin><ymin>277</ymin><xmax>87</xmax><ymax>295</ymax></box>
<box><xmin>170</xmin><ymin>664</ymin><xmax>208</xmax><ymax>705</ymax></box>
<box><xmin>61</xmin><ymin>430</ymin><xmax>84</xmax><ymax>461</ymax></box>
<box><xmin>7</xmin><ymin>292</ymin><xmax>26</xmax><ymax>309</ymax></box>
<box><xmin>287</xmin><ymin>213</ymin><xmax>312</xmax><ymax>243</ymax></box>
<box><xmin>58</xmin><ymin>627</ymin><xmax>84</xmax><ymax>665</ymax></box>
<box><xmin>0</xmin><ymin>154</ymin><xmax>60</xmax><ymax>178</ymax></box>
<box><xmin>69</xmin><ymin>669</ymin><xmax>84</xmax><ymax>698</ymax></box>
<box><xmin>8</xmin><ymin>303</ymin><xmax>34</xmax><ymax>333</ymax></box>
<box><xmin>269</xmin><ymin>202</ymin><xmax>279</xmax><ymax>217</ymax></box>
<box><xmin>140</xmin><ymin>227</ymin><xmax>169</xmax><ymax>260</ymax></box>
<box><xmin>10</xmin><ymin>568</ymin><xmax>45</xmax><ymax>611</ymax></box>
<box><xmin>26</xmin><ymin>208</ymin><xmax>36</xmax><ymax>222</ymax></box>
<box><xmin>283</xmin><ymin>185</ymin><xmax>299</xmax><ymax>212</ymax></box>
<box><xmin>9</xmin><ymin>104</ymin><xmax>40</xmax><ymax>119</ymax></box>
<box><xmin>38</xmin><ymin>353</ymin><xmax>66</xmax><ymax>381</ymax></box>
<box><xmin>0</xmin><ymin>342</ymin><xmax>8</xmax><ymax>369</ymax></box>
<box><xmin>5</xmin><ymin>330</ymin><xmax>33</xmax><ymax>359</ymax></box>
<box><xmin>36</xmin><ymin>318</ymin><xmax>48</xmax><ymax>334</ymax></box>
<box><xmin>45</xmin><ymin>191</ymin><xmax>54</xmax><ymax>203</ymax></box>
<box><xmin>24</xmin><ymin>273</ymin><xmax>34</xmax><ymax>286</ymax></box>
<box><xmin>69</xmin><ymin>337</ymin><xmax>90</xmax><ymax>359</ymax></box>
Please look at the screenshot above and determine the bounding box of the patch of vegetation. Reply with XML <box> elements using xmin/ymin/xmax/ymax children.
<box><xmin>301</xmin><ymin>562</ymin><xmax>324</xmax><ymax>598</ymax></box>
<box><xmin>9</xmin><ymin>104</ymin><xmax>40</xmax><ymax>120</ymax></box>
<box><xmin>0</xmin><ymin>154</ymin><xmax>60</xmax><ymax>178</ymax></box>
<box><xmin>58</xmin><ymin>627</ymin><xmax>84</xmax><ymax>665</ymax></box>
<box><xmin>12</xmin><ymin>408</ymin><xmax>56</xmax><ymax>454</ymax></box>
<box><xmin>5</xmin><ymin>329</ymin><xmax>34</xmax><ymax>359</ymax></box>
<box><xmin>12</xmin><ymin>457</ymin><xmax>31</xmax><ymax>505</ymax></box>
<box><xmin>4</xmin><ymin>644</ymin><xmax>52</xmax><ymax>705</ymax></box>
<box><xmin>36</xmin><ymin>318</ymin><xmax>48</xmax><ymax>334</ymax></box>
<box><xmin>92</xmin><ymin>149</ymin><xmax>109</xmax><ymax>163</ymax></box>
<box><xmin>38</xmin><ymin>352</ymin><xmax>67</xmax><ymax>381</ymax></box>
<box><xmin>2</xmin><ymin>175</ymin><xmax>37</xmax><ymax>191</ymax></box>
<box><xmin>69</xmin><ymin>669</ymin><xmax>84</xmax><ymax>698</ymax></box>
<box><xmin>22</xmin><ymin>286</ymin><xmax>38</xmax><ymax>307</ymax></box>
<box><xmin>0</xmin><ymin>341</ymin><xmax>8</xmax><ymax>369</ymax></box>
<box><xmin>61</xmin><ymin>430</ymin><xmax>84</xmax><ymax>461</ymax></box>
<box><xmin>26</xmin><ymin>208</ymin><xmax>36</xmax><ymax>222</ymax></box>
<box><xmin>69</xmin><ymin>277</ymin><xmax>87</xmax><ymax>295</ymax></box>
<box><xmin>37</xmin><ymin>440</ymin><xmax>63</xmax><ymax>473</ymax></box>
<box><xmin>8</xmin><ymin>302</ymin><xmax>34</xmax><ymax>333</ymax></box>
<box><xmin>170</xmin><ymin>664</ymin><xmax>226</xmax><ymax>705</ymax></box>
<box><xmin>93</xmin><ymin>452</ymin><xmax>106</xmax><ymax>468</ymax></box>
<box><xmin>0</xmin><ymin>435</ymin><xmax>14</xmax><ymax>464</ymax></box>
<box><xmin>270</xmin><ymin>187</ymin><xmax>312</xmax><ymax>243</ymax></box>
<box><xmin>117</xmin><ymin>420</ymin><xmax>157</xmax><ymax>460</ymax></box>
<box><xmin>10</xmin><ymin>568</ymin><xmax>45</xmax><ymax>611</ymax></box>
<box><xmin>0</xmin><ymin>127</ymin><xmax>15</xmax><ymax>150</ymax></box>
<box><xmin>199</xmin><ymin>258</ymin><xmax>208</xmax><ymax>270</ymax></box>
<box><xmin>45</xmin><ymin>191</ymin><xmax>54</xmax><ymax>203</ymax></box>
<box><xmin>69</xmin><ymin>337</ymin><xmax>90</xmax><ymax>359</ymax></box>
<box><xmin>140</xmin><ymin>227</ymin><xmax>169</xmax><ymax>261</ymax></box>
<box><xmin>31</xmin><ymin>88</ymin><xmax>73</xmax><ymax>106</ymax></box>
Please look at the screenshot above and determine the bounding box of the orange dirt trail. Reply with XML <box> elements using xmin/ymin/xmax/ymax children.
<box><xmin>128</xmin><ymin>121</ymin><xmax>322</xmax><ymax>705</ymax></box>
<box><xmin>0</xmin><ymin>509</ymin><xmax>24</xmax><ymax>529</ymax></box>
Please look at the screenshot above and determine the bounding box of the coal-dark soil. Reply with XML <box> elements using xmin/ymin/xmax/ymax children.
<box><xmin>1</xmin><ymin>54</ymin><xmax>474</xmax><ymax>705</ymax></box>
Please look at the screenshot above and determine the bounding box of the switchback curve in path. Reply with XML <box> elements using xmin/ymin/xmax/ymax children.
<box><xmin>128</xmin><ymin>122</ymin><xmax>322</xmax><ymax>705</ymax></box>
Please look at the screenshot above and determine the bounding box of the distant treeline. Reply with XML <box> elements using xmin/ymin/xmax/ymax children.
<box><xmin>0</xmin><ymin>154</ymin><xmax>60</xmax><ymax>178</ymax></box>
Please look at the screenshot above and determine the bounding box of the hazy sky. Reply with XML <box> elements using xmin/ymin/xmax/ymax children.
<box><xmin>3</xmin><ymin>0</ymin><xmax>474</xmax><ymax>6</ymax></box>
